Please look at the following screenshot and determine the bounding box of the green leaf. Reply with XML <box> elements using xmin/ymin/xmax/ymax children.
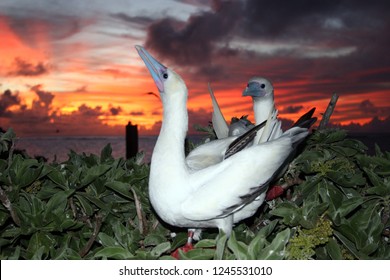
<box><xmin>47</xmin><ymin>168</ymin><xmax>68</xmax><ymax>189</ymax></box>
<box><xmin>326</xmin><ymin>171</ymin><xmax>365</xmax><ymax>188</ymax></box>
<box><xmin>79</xmin><ymin>164</ymin><xmax>112</xmax><ymax>188</ymax></box>
<box><xmin>248</xmin><ymin>233</ymin><xmax>267</xmax><ymax>259</ymax></box>
<box><xmin>105</xmin><ymin>181</ymin><xmax>133</xmax><ymax>199</ymax></box>
<box><xmin>337</xmin><ymin>197</ymin><xmax>364</xmax><ymax>218</ymax></box>
<box><xmin>44</xmin><ymin>190</ymin><xmax>74</xmax><ymax>218</ymax></box>
<box><xmin>333</xmin><ymin>230</ymin><xmax>367</xmax><ymax>260</ymax></box>
<box><xmin>150</xmin><ymin>242</ymin><xmax>171</xmax><ymax>257</ymax></box>
<box><xmin>74</xmin><ymin>194</ymin><xmax>94</xmax><ymax>216</ymax></box>
<box><xmin>257</xmin><ymin>228</ymin><xmax>290</xmax><ymax>260</ymax></box>
<box><xmin>9</xmin><ymin>155</ymin><xmax>44</xmax><ymax>188</ymax></box>
<box><xmin>100</xmin><ymin>144</ymin><xmax>113</xmax><ymax>163</ymax></box>
<box><xmin>194</xmin><ymin>239</ymin><xmax>216</xmax><ymax>248</ymax></box>
<box><xmin>94</xmin><ymin>247</ymin><xmax>134</xmax><ymax>259</ymax></box>
<box><xmin>227</xmin><ymin>231</ymin><xmax>249</xmax><ymax>260</ymax></box>
<box><xmin>214</xmin><ymin>232</ymin><xmax>228</xmax><ymax>260</ymax></box>
<box><xmin>144</xmin><ymin>234</ymin><xmax>167</xmax><ymax>247</ymax></box>
<box><xmin>179</xmin><ymin>248</ymin><xmax>215</xmax><ymax>260</ymax></box>
<box><xmin>326</xmin><ymin>238</ymin><xmax>343</xmax><ymax>260</ymax></box>
<box><xmin>77</xmin><ymin>193</ymin><xmax>110</xmax><ymax>211</ymax></box>
<box><xmin>258</xmin><ymin>220</ymin><xmax>278</xmax><ymax>237</ymax></box>
<box><xmin>98</xmin><ymin>232</ymin><xmax>118</xmax><ymax>247</ymax></box>
<box><xmin>270</xmin><ymin>202</ymin><xmax>300</xmax><ymax>226</ymax></box>
<box><xmin>26</xmin><ymin>232</ymin><xmax>56</xmax><ymax>259</ymax></box>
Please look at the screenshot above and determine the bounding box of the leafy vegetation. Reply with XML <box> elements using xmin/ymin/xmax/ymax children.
<box><xmin>0</xmin><ymin>127</ymin><xmax>389</xmax><ymax>259</ymax></box>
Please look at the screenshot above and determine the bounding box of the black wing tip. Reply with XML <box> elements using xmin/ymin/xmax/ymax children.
<box><xmin>292</xmin><ymin>107</ymin><xmax>317</xmax><ymax>128</ymax></box>
<box><xmin>224</xmin><ymin>120</ymin><xmax>267</xmax><ymax>159</ymax></box>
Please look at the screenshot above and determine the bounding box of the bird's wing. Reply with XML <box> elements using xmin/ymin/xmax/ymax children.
<box><xmin>186</xmin><ymin>121</ymin><xmax>266</xmax><ymax>170</ymax></box>
<box><xmin>186</xmin><ymin>137</ymin><xmax>235</xmax><ymax>171</ymax></box>
<box><xmin>182</xmin><ymin>127</ymin><xmax>308</xmax><ymax>221</ymax></box>
<box><xmin>209</xmin><ymin>83</ymin><xmax>229</xmax><ymax>139</ymax></box>
<box><xmin>224</xmin><ymin>120</ymin><xmax>266</xmax><ymax>159</ymax></box>
<box><xmin>292</xmin><ymin>107</ymin><xmax>317</xmax><ymax>128</ymax></box>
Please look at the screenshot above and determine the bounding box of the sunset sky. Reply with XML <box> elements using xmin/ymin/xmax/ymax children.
<box><xmin>1</xmin><ymin>0</ymin><xmax>390</xmax><ymax>136</ymax></box>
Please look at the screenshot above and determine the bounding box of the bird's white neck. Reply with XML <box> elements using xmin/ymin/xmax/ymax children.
<box><xmin>151</xmin><ymin>93</ymin><xmax>188</xmax><ymax>176</ymax></box>
<box><xmin>253</xmin><ymin>95</ymin><xmax>275</xmax><ymax>125</ymax></box>
<box><xmin>253</xmin><ymin>95</ymin><xmax>275</xmax><ymax>143</ymax></box>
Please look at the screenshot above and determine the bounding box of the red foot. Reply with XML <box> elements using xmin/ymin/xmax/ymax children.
<box><xmin>171</xmin><ymin>243</ymin><xmax>194</xmax><ymax>259</ymax></box>
<box><xmin>266</xmin><ymin>185</ymin><xmax>284</xmax><ymax>201</ymax></box>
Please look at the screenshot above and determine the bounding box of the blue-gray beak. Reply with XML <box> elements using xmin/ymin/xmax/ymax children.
<box><xmin>136</xmin><ymin>45</ymin><xmax>167</xmax><ymax>93</ymax></box>
<box><xmin>242</xmin><ymin>81</ymin><xmax>267</xmax><ymax>98</ymax></box>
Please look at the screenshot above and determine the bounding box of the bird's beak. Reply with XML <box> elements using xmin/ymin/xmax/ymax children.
<box><xmin>242</xmin><ymin>82</ymin><xmax>266</xmax><ymax>98</ymax></box>
<box><xmin>136</xmin><ymin>45</ymin><xmax>167</xmax><ymax>93</ymax></box>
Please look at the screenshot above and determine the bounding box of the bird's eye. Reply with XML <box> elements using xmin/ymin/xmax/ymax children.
<box><xmin>163</xmin><ymin>73</ymin><xmax>168</xmax><ymax>79</ymax></box>
<box><xmin>261</xmin><ymin>84</ymin><xmax>265</xmax><ymax>89</ymax></box>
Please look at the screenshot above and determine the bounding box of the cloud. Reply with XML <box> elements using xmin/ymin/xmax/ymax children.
<box><xmin>109</xmin><ymin>106</ymin><xmax>122</xmax><ymax>116</ymax></box>
<box><xmin>111</xmin><ymin>13</ymin><xmax>155</xmax><ymax>26</ymax></box>
<box><xmin>142</xmin><ymin>0</ymin><xmax>390</xmax><ymax>98</ymax></box>
<box><xmin>359</xmin><ymin>99</ymin><xmax>378</xmax><ymax>114</ymax></box>
<box><xmin>75</xmin><ymin>85</ymin><xmax>88</xmax><ymax>93</ymax></box>
<box><xmin>1</xmin><ymin>86</ymin><xmax>125</xmax><ymax>136</ymax></box>
<box><xmin>145</xmin><ymin>0</ymin><xmax>242</xmax><ymax>66</ymax></box>
<box><xmin>354</xmin><ymin>99</ymin><xmax>390</xmax><ymax>118</ymax></box>
<box><xmin>102</xmin><ymin>68</ymin><xmax>132</xmax><ymax>78</ymax></box>
<box><xmin>5</xmin><ymin>12</ymin><xmax>89</xmax><ymax>48</ymax></box>
<box><xmin>77</xmin><ymin>104</ymin><xmax>102</xmax><ymax>117</ymax></box>
<box><xmin>30</xmin><ymin>84</ymin><xmax>54</xmax><ymax>108</ymax></box>
<box><xmin>280</xmin><ymin>105</ymin><xmax>304</xmax><ymax>114</ymax></box>
<box><xmin>8</xmin><ymin>57</ymin><xmax>49</xmax><ymax>76</ymax></box>
<box><xmin>130</xmin><ymin>111</ymin><xmax>144</xmax><ymax>116</ymax></box>
<box><xmin>0</xmin><ymin>89</ymin><xmax>21</xmax><ymax>117</ymax></box>
<box><xmin>333</xmin><ymin>116</ymin><xmax>390</xmax><ymax>133</ymax></box>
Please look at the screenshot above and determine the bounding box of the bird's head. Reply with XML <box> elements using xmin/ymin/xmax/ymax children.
<box><xmin>136</xmin><ymin>45</ymin><xmax>187</xmax><ymax>99</ymax></box>
<box><xmin>242</xmin><ymin>77</ymin><xmax>274</xmax><ymax>98</ymax></box>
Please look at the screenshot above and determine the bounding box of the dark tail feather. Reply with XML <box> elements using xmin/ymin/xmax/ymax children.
<box><xmin>292</xmin><ymin>107</ymin><xmax>317</xmax><ymax>128</ymax></box>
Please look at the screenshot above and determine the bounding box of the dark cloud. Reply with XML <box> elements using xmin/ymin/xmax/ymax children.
<box><xmin>8</xmin><ymin>58</ymin><xmax>49</xmax><ymax>77</ymax></box>
<box><xmin>30</xmin><ymin>85</ymin><xmax>54</xmax><ymax>108</ymax></box>
<box><xmin>0</xmin><ymin>89</ymin><xmax>21</xmax><ymax>117</ymax></box>
<box><xmin>145</xmin><ymin>0</ymin><xmax>242</xmax><ymax>65</ymax></box>
<box><xmin>280</xmin><ymin>105</ymin><xmax>304</xmax><ymax>114</ymax></box>
<box><xmin>353</xmin><ymin>99</ymin><xmax>390</xmax><ymax>119</ymax></box>
<box><xmin>6</xmin><ymin>14</ymin><xmax>87</xmax><ymax>48</ymax></box>
<box><xmin>75</xmin><ymin>85</ymin><xmax>88</xmax><ymax>93</ymax></box>
<box><xmin>130</xmin><ymin>111</ymin><xmax>145</xmax><ymax>116</ymax></box>
<box><xmin>78</xmin><ymin>104</ymin><xmax>102</xmax><ymax>117</ymax></box>
<box><xmin>110</xmin><ymin>106</ymin><xmax>122</xmax><ymax>116</ymax></box>
<box><xmin>359</xmin><ymin>99</ymin><xmax>378</xmax><ymax>114</ymax></box>
<box><xmin>111</xmin><ymin>13</ymin><xmax>155</xmax><ymax>26</ymax></box>
<box><xmin>333</xmin><ymin>116</ymin><xmax>390</xmax><ymax>134</ymax></box>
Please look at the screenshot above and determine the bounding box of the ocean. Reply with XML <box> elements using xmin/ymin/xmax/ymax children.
<box><xmin>14</xmin><ymin>135</ymin><xmax>207</xmax><ymax>163</ymax></box>
<box><xmin>13</xmin><ymin>133</ymin><xmax>390</xmax><ymax>163</ymax></box>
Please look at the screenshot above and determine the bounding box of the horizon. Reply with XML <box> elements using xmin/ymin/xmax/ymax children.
<box><xmin>1</xmin><ymin>0</ymin><xmax>390</xmax><ymax>137</ymax></box>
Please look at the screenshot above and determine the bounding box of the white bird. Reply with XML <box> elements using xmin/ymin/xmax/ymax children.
<box><xmin>242</xmin><ymin>77</ymin><xmax>283</xmax><ymax>143</ymax></box>
<box><xmin>136</xmin><ymin>45</ymin><xmax>310</xmax><ymax>238</ymax></box>
<box><xmin>186</xmin><ymin>77</ymin><xmax>282</xmax><ymax>171</ymax></box>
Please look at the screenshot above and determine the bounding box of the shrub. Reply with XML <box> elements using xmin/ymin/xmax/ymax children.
<box><xmin>0</xmin><ymin>128</ymin><xmax>389</xmax><ymax>259</ymax></box>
